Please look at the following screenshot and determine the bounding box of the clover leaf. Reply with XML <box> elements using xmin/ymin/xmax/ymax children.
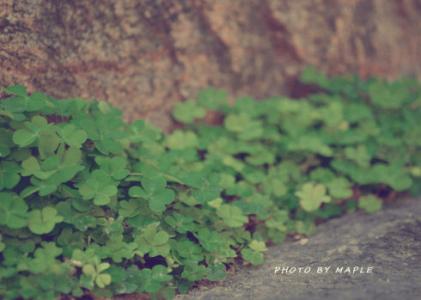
<box><xmin>0</xmin><ymin>235</ymin><xmax>5</xmax><ymax>252</ymax></box>
<box><xmin>173</xmin><ymin>100</ymin><xmax>206</xmax><ymax>124</ymax></box>
<box><xmin>164</xmin><ymin>213</ymin><xmax>196</xmax><ymax>233</ymax></box>
<box><xmin>28</xmin><ymin>206</ymin><xmax>63</xmax><ymax>234</ymax></box>
<box><xmin>82</xmin><ymin>261</ymin><xmax>112</xmax><ymax>288</ymax></box>
<box><xmin>0</xmin><ymin>128</ymin><xmax>14</xmax><ymax>157</ymax></box>
<box><xmin>197</xmin><ymin>87</ymin><xmax>228</xmax><ymax>110</ymax></box>
<box><xmin>241</xmin><ymin>248</ymin><xmax>264</xmax><ymax>265</ymax></box>
<box><xmin>0</xmin><ymin>192</ymin><xmax>28</xmax><ymax>229</ymax></box>
<box><xmin>79</xmin><ymin>170</ymin><xmax>118</xmax><ymax>205</ymax></box>
<box><xmin>95</xmin><ymin>156</ymin><xmax>129</xmax><ymax>180</ymax></box>
<box><xmin>135</xmin><ymin>223</ymin><xmax>171</xmax><ymax>257</ymax></box>
<box><xmin>345</xmin><ymin>145</ymin><xmax>371</xmax><ymax>167</ymax></box>
<box><xmin>190</xmin><ymin>172</ymin><xmax>222</xmax><ymax>203</ymax></box>
<box><xmin>129</xmin><ymin>175</ymin><xmax>174</xmax><ymax>213</ymax></box>
<box><xmin>296</xmin><ymin>183</ymin><xmax>331</xmax><ymax>212</ymax></box>
<box><xmin>326</xmin><ymin>178</ymin><xmax>353</xmax><ymax>199</ymax></box>
<box><xmin>358</xmin><ymin>195</ymin><xmax>382</xmax><ymax>213</ymax></box>
<box><xmin>195</xmin><ymin>229</ymin><xmax>236</xmax><ymax>260</ymax></box>
<box><xmin>181</xmin><ymin>262</ymin><xmax>208</xmax><ymax>281</ymax></box>
<box><xmin>216</xmin><ymin>204</ymin><xmax>248</xmax><ymax>228</ymax></box>
<box><xmin>0</xmin><ymin>161</ymin><xmax>20</xmax><ymax>190</ymax></box>
<box><xmin>174</xmin><ymin>239</ymin><xmax>204</xmax><ymax>262</ymax></box>
<box><xmin>2</xmin><ymin>86</ymin><xmax>49</xmax><ymax>112</ymax></box>
<box><xmin>207</xmin><ymin>263</ymin><xmax>227</xmax><ymax>281</ymax></box>
<box><xmin>100</xmin><ymin>235</ymin><xmax>137</xmax><ymax>263</ymax></box>
<box><xmin>368</xmin><ymin>80</ymin><xmax>410</xmax><ymax>109</ymax></box>
<box><xmin>224</xmin><ymin>113</ymin><xmax>251</xmax><ymax>132</ymax></box>
<box><xmin>249</xmin><ymin>240</ymin><xmax>267</xmax><ymax>252</ymax></box>
<box><xmin>12</xmin><ymin>116</ymin><xmax>49</xmax><ymax>147</ymax></box>
<box><xmin>165</xmin><ymin>130</ymin><xmax>199</xmax><ymax>150</ymax></box>
<box><xmin>20</xmin><ymin>242</ymin><xmax>63</xmax><ymax>274</ymax></box>
<box><xmin>59</xmin><ymin>124</ymin><xmax>87</xmax><ymax>147</ymax></box>
<box><xmin>118</xmin><ymin>199</ymin><xmax>141</xmax><ymax>218</ymax></box>
<box><xmin>138</xmin><ymin>265</ymin><xmax>172</xmax><ymax>293</ymax></box>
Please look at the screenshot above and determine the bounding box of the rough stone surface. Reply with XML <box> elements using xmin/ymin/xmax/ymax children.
<box><xmin>177</xmin><ymin>199</ymin><xmax>421</xmax><ymax>300</ymax></box>
<box><xmin>1</xmin><ymin>0</ymin><xmax>421</xmax><ymax>128</ymax></box>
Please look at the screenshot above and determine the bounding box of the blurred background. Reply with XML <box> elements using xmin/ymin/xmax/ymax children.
<box><xmin>1</xmin><ymin>0</ymin><xmax>420</xmax><ymax>129</ymax></box>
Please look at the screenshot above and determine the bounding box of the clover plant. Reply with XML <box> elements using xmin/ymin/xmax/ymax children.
<box><xmin>0</xmin><ymin>68</ymin><xmax>420</xmax><ymax>299</ymax></box>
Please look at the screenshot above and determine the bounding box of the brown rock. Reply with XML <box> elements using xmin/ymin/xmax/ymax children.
<box><xmin>1</xmin><ymin>0</ymin><xmax>421</xmax><ymax>129</ymax></box>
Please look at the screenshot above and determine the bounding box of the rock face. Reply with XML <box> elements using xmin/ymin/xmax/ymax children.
<box><xmin>1</xmin><ymin>0</ymin><xmax>421</xmax><ymax>128</ymax></box>
<box><xmin>177</xmin><ymin>199</ymin><xmax>421</xmax><ymax>300</ymax></box>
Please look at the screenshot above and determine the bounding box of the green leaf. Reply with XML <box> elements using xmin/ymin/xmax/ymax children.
<box><xmin>345</xmin><ymin>145</ymin><xmax>371</xmax><ymax>167</ymax></box>
<box><xmin>326</xmin><ymin>178</ymin><xmax>353</xmax><ymax>199</ymax></box>
<box><xmin>135</xmin><ymin>223</ymin><xmax>170</xmax><ymax>257</ymax></box>
<box><xmin>164</xmin><ymin>213</ymin><xmax>196</xmax><ymax>234</ymax></box>
<box><xmin>79</xmin><ymin>170</ymin><xmax>118</xmax><ymax>205</ymax></box>
<box><xmin>197</xmin><ymin>88</ymin><xmax>228</xmax><ymax>110</ymax></box>
<box><xmin>59</xmin><ymin>124</ymin><xmax>87</xmax><ymax>147</ymax></box>
<box><xmin>13</xmin><ymin>128</ymin><xmax>38</xmax><ymax>147</ymax></box>
<box><xmin>224</xmin><ymin>113</ymin><xmax>251</xmax><ymax>132</ymax></box>
<box><xmin>207</xmin><ymin>263</ymin><xmax>226</xmax><ymax>281</ymax></box>
<box><xmin>288</xmin><ymin>135</ymin><xmax>333</xmax><ymax>157</ymax></box>
<box><xmin>95</xmin><ymin>156</ymin><xmax>129</xmax><ymax>180</ymax></box>
<box><xmin>0</xmin><ymin>192</ymin><xmax>28</xmax><ymax>229</ymax></box>
<box><xmin>173</xmin><ymin>100</ymin><xmax>206</xmax><ymax>124</ymax></box>
<box><xmin>20</xmin><ymin>242</ymin><xmax>63</xmax><ymax>274</ymax></box>
<box><xmin>0</xmin><ymin>235</ymin><xmax>5</xmax><ymax>252</ymax></box>
<box><xmin>241</xmin><ymin>248</ymin><xmax>264</xmax><ymax>265</ymax></box>
<box><xmin>217</xmin><ymin>204</ymin><xmax>248</xmax><ymax>228</ymax></box>
<box><xmin>139</xmin><ymin>265</ymin><xmax>172</xmax><ymax>293</ymax></box>
<box><xmin>181</xmin><ymin>262</ymin><xmax>208</xmax><ymax>282</ymax></box>
<box><xmin>0</xmin><ymin>161</ymin><xmax>21</xmax><ymax>190</ymax></box>
<box><xmin>358</xmin><ymin>195</ymin><xmax>382</xmax><ymax>213</ymax></box>
<box><xmin>190</xmin><ymin>172</ymin><xmax>222</xmax><ymax>203</ymax></box>
<box><xmin>296</xmin><ymin>183</ymin><xmax>331</xmax><ymax>212</ymax></box>
<box><xmin>129</xmin><ymin>175</ymin><xmax>175</xmax><ymax>213</ymax></box>
<box><xmin>249</xmin><ymin>240</ymin><xmax>267</xmax><ymax>252</ymax></box>
<box><xmin>12</xmin><ymin>116</ymin><xmax>49</xmax><ymax>147</ymax></box>
<box><xmin>5</xmin><ymin>84</ymin><xmax>27</xmax><ymax>96</ymax></box>
<box><xmin>28</xmin><ymin>206</ymin><xmax>63</xmax><ymax>234</ymax></box>
<box><xmin>96</xmin><ymin>273</ymin><xmax>112</xmax><ymax>288</ymax></box>
<box><xmin>118</xmin><ymin>199</ymin><xmax>141</xmax><ymax>218</ymax></box>
<box><xmin>174</xmin><ymin>239</ymin><xmax>204</xmax><ymax>262</ymax></box>
<box><xmin>38</xmin><ymin>128</ymin><xmax>60</xmax><ymax>159</ymax></box>
<box><xmin>368</xmin><ymin>80</ymin><xmax>410</xmax><ymax>109</ymax></box>
<box><xmin>165</xmin><ymin>130</ymin><xmax>199</xmax><ymax>150</ymax></box>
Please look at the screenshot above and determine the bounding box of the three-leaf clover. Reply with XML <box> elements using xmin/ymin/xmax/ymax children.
<box><xmin>241</xmin><ymin>248</ymin><xmax>264</xmax><ymax>265</ymax></box>
<box><xmin>28</xmin><ymin>206</ymin><xmax>63</xmax><ymax>234</ymax></box>
<box><xmin>216</xmin><ymin>204</ymin><xmax>248</xmax><ymax>228</ymax></box>
<box><xmin>0</xmin><ymin>161</ymin><xmax>21</xmax><ymax>190</ymax></box>
<box><xmin>326</xmin><ymin>178</ymin><xmax>353</xmax><ymax>199</ymax></box>
<box><xmin>12</xmin><ymin>116</ymin><xmax>49</xmax><ymax>147</ymax></box>
<box><xmin>0</xmin><ymin>192</ymin><xmax>28</xmax><ymax>229</ymax></box>
<box><xmin>59</xmin><ymin>124</ymin><xmax>88</xmax><ymax>147</ymax></box>
<box><xmin>79</xmin><ymin>170</ymin><xmax>118</xmax><ymax>205</ymax></box>
<box><xmin>173</xmin><ymin>100</ymin><xmax>206</xmax><ymax>124</ymax></box>
<box><xmin>129</xmin><ymin>175</ymin><xmax>175</xmax><ymax>213</ymax></box>
<box><xmin>296</xmin><ymin>183</ymin><xmax>331</xmax><ymax>212</ymax></box>
<box><xmin>135</xmin><ymin>223</ymin><xmax>171</xmax><ymax>257</ymax></box>
<box><xmin>82</xmin><ymin>262</ymin><xmax>112</xmax><ymax>288</ymax></box>
<box><xmin>358</xmin><ymin>195</ymin><xmax>382</xmax><ymax>213</ymax></box>
<box><xmin>95</xmin><ymin>156</ymin><xmax>129</xmax><ymax>180</ymax></box>
<box><xmin>2</xmin><ymin>85</ymin><xmax>49</xmax><ymax>112</ymax></box>
<box><xmin>165</xmin><ymin>130</ymin><xmax>199</xmax><ymax>150</ymax></box>
<box><xmin>197</xmin><ymin>88</ymin><xmax>228</xmax><ymax>110</ymax></box>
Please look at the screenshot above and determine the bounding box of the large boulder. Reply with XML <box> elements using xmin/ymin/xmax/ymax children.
<box><xmin>1</xmin><ymin>0</ymin><xmax>421</xmax><ymax>128</ymax></box>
